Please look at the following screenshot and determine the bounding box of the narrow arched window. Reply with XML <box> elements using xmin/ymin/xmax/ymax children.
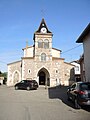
<box><xmin>38</xmin><ymin>39</ymin><xmax>43</xmax><ymax>48</ymax></box>
<box><xmin>41</xmin><ymin>53</ymin><xmax>46</xmax><ymax>61</ymax></box>
<box><xmin>28</xmin><ymin>69</ymin><xmax>31</xmax><ymax>74</ymax></box>
<box><xmin>44</xmin><ymin>39</ymin><xmax>49</xmax><ymax>49</ymax></box>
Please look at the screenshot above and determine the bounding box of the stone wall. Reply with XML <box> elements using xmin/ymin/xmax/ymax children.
<box><xmin>7</xmin><ymin>61</ymin><xmax>21</xmax><ymax>86</ymax></box>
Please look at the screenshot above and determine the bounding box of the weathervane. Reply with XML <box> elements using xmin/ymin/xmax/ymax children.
<box><xmin>41</xmin><ymin>9</ymin><xmax>45</xmax><ymax>18</ymax></box>
<box><xmin>41</xmin><ymin>0</ymin><xmax>45</xmax><ymax>18</ymax></box>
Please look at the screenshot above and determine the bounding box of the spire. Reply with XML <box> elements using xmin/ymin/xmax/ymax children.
<box><xmin>33</xmin><ymin>18</ymin><xmax>53</xmax><ymax>40</ymax></box>
<box><xmin>35</xmin><ymin>18</ymin><xmax>52</xmax><ymax>33</ymax></box>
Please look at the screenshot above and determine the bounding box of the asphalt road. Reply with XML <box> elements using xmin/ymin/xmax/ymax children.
<box><xmin>0</xmin><ymin>85</ymin><xmax>90</xmax><ymax>120</ymax></box>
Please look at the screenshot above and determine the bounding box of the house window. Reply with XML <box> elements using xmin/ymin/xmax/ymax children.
<box><xmin>41</xmin><ymin>53</ymin><xmax>46</xmax><ymax>61</ymax></box>
<box><xmin>75</xmin><ymin>66</ymin><xmax>79</xmax><ymax>71</ymax></box>
<box><xmin>44</xmin><ymin>39</ymin><xmax>49</xmax><ymax>49</ymax></box>
<box><xmin>38</xmin><ymin>39</ymin><xmax>43</xmax><ymax>48</ymax></box>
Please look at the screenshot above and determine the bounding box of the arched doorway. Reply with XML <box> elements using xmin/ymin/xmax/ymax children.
<box><xmin>38</xmin><ymin>68</ymin><xmax>50</xmax><ymax>86</ymax></box>
<box><xmin>39</xmin><ymin>71</ymin><xmax>45</xmax><ymax>85</ymax></box>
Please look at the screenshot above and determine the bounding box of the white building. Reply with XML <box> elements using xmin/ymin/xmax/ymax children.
<box><xmin>76</xmin><ymin>23</ymin><xmax>90</xmax><ymax>82</ymax></box>
<box><xmin>0</xmin><ymin>77</ymin><xmax>4</xmax><ymax>85</ymax></box>
<box><xmin>70</xmin><ymin>61</ymin><xmax>81</xmax><ymax>82</ymax></box>
<box><xmin>7</xmin><ymin>18</ymin><xmax>74</xmax><ymax>87</ymax></box>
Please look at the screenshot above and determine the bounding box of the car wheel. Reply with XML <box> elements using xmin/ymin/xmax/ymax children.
<box><xmin>15</xmin><ymin>86</ymin><xmax>18</xmax><ymax>90</ymax></box>
<box><xmin>67</xmin><ymin>93</ymin><xmax>70</xmax><ymax>101</ymax></box>
<box><xmin>27</xmin><ymin>86</ymin><xmax>30</xmax><ymax>91</ymax></box>
<box><xmin>74</xmin><ymin>99</ymin><xmax>81</xmax><ymax>109</ymax></box>
<box><xmin>35</xmin><ymin>87</ymin><xmax>37</xmax><ymax>90</ymax></box>
<box><xmin>67</xmin><ymin>96</ymin><xmax>70</xmax><ymax>101</ymax></box>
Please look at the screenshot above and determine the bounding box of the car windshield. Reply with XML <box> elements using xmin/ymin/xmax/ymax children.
<box><xmin>80</xmin><ymin>83</ymin><xmax>90</xmax><ymax>90</ymax></box>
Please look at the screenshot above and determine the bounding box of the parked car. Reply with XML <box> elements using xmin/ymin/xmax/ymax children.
<box><xmin>15</xmin><ymin>80</ymin><xmax>38</xmax><ymax>90</ymax></box>
<box><xmin>67</xmin><ymin>82</ymin><xmax>90</xmax><ymax>109</ymax></box>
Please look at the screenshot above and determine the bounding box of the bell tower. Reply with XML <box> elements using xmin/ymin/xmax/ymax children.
<box><xmin>33</xmin><ymin>18</ymin><xmax>53</xmax><ymax>62</ymax></box>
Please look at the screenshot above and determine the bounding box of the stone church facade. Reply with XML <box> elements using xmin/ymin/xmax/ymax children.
<box><xmin>7</xmin><ymin>19</ymin><xmax>74</xmax><ymax>87</ymax></box>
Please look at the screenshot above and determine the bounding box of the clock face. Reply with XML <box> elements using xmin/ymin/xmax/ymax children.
<box><xmin>41</xmin><ymin>27</ymin><xmax>47</xmax><ymax>33</ymax></box>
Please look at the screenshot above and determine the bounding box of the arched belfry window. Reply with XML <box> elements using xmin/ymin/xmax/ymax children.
<box><xmin>38</xmin><ymin>39</ymin><xmax>43</xmax><ymax>48</ymax></box>
<box><xmin>41</xmin><ymin>53</ymin><xmax>46</xmax><ymax>61</ymax></box>
<box><xmin>44</xmin><ymin>39</ymin><xmax>49</xmax><ymax>49</ymax></box>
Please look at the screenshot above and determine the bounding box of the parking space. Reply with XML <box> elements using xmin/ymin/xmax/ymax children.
<box><xmin>0</xmin><ymin>85</ymin><xmax>90</xmax><ymax>120</ymax></box>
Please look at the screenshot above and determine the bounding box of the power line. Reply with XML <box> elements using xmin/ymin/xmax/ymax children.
<box><xmin>0</xmin><ymin>45</ymin><xmax>82</xmax><ymax>64</ymax></box>
<box><xmin>61</xmin><ymin>44</ymin><xmax>82</xmax><ymax>54</ymax></box>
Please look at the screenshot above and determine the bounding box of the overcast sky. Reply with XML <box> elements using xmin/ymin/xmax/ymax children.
<box><xmin>0</xmin><ymin>0</ymin><xmax>90</xmax><ymax>72</ymax></box>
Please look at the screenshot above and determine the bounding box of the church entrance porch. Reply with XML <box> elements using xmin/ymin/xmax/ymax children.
<box><xmin>38</xmin><ymin>68</ymin><xmax>50</xmax><ymax>86</ymax></box>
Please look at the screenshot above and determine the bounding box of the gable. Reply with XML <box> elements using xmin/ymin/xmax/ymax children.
<box><xmin>52</xmin><ymin>48</ymin><xmax>61</xmax><ymax>58</ymax></box>
<box><xmin>23</xmin><ymin>46</ymin><xmax>34</xmax><ymax>57</ymax></box>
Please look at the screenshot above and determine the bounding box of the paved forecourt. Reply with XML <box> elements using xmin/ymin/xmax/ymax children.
<box><xmin>0</xmin><ymin>85</ymin><xmax>90</xmax><ymax>120</ymax></box>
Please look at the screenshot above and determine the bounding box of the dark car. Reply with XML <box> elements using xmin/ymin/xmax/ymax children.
<box><xmin>67</xmin><ymin>82</ymin><xmax>90</xmax><ymax>109</ymax></box>
<box><xmin>15</xmin><ymin>80</ymin><xmax>38</xmax><ymax>90</ymax></box>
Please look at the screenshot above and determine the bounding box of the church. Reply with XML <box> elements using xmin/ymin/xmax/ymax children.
<box><xmin>7</xmin><ymin>18</ymin><xmax>74</xmax><ymax>87</ymax></box>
